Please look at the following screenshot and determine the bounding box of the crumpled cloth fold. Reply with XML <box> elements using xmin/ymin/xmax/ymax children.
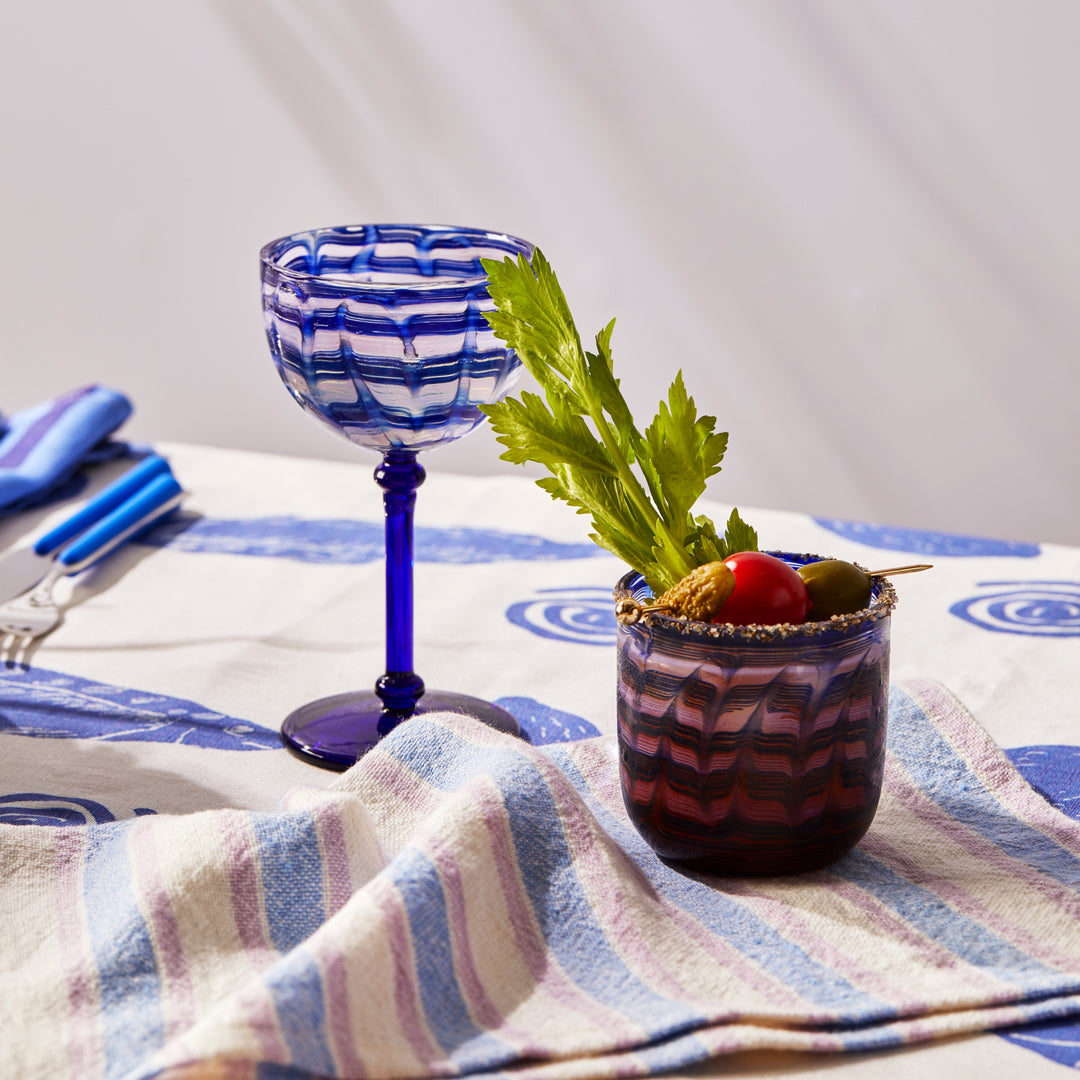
<box><xmin>5</xmin><ymin>678</ymin><xmax>1080</xmax><ymax>1080</ymax></box>
<box><xmin>0</xmin><ymin>386</ymin><xmax>132</xmax><ymax>513</ymax></box>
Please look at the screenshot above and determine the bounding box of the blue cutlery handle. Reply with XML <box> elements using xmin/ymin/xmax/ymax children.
<box><xmin>33</xmin><ymin>455</ymin><xmax>173</xmax><ymax>556</ymax></box>
<box><xmin>57</xmin><ymin>473</ymin><xmax>184</xmax><ymax>569</ymax></box>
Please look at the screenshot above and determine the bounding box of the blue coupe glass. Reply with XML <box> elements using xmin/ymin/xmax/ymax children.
<box><xmin>261</xmin><ymin>224</ymin><xmax>533</xmax><ymax>769</ymax></box>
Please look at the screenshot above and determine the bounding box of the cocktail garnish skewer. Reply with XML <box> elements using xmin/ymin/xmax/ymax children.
<box><xmin>864</xmin><ymin>564</ymin><xmax>933</xmax><ymax>576</ymax></box>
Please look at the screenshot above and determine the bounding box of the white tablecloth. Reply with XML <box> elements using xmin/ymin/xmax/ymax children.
<box><xmin>2</xmin><ymin>442</ymin><xmax>1079</xmax><ymax>1079</ymax></box>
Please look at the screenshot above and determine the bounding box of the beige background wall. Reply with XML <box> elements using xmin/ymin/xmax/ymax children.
<box><xmin>3</xmin><ymin>1</ymin><xmax>1077</xmax><ymax>546</ymax></box>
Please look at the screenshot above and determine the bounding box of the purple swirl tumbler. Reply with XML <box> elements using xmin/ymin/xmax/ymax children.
<box><xmin>615</xmin><ymin>556</ymin><xmax>897</xmax><ymax>875</ymax></box>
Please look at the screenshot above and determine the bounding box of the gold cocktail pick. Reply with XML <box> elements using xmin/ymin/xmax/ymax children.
<box><xmin>864</xmin><ymin>564</ymin><xmax>934</xmax><ymax>576</ymax></box>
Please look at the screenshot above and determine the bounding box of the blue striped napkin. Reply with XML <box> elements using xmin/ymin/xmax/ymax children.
<box><xmin>4</xmin><ymin>678</ymin><xmax>1080</xmax><ymax>1079</ymax></box>
<box><xmin>0</xmin><ymin>386</ymin><xmax>132</xmax><ymax>513</ymax></box>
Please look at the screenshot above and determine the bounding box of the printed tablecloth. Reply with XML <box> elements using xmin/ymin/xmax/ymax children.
<box><xmin>2</xmin><ymin>442</ymin><xmax>1079</xmax><ymax>1080</ymax></box>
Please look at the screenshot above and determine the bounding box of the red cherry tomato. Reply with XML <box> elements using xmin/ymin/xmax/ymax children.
<box><xmin>713</xmin><ymin>551</ymin><xmax>811</xmax><ymax>626</ymax></box>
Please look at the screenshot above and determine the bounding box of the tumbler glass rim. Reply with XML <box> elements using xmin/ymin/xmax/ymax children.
<box><xmin>614</xmin><ymin>553</ymin><xmax>898</xmax><ymax>644</ymax></box>
<box><xmin>259</xmin><ymin>222</ymin><xmax>535</xmax><ymax>293</ymax></box>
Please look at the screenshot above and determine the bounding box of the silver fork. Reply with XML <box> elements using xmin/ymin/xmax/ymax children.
<box><xmin>0</xmin><ymin>474</ymin><xmax>186</xmax><ymax>667</ymax></box>
<box><xmin>0</xmin><ymin>569</ymin><xmax>67</xmax><ymax>666</ymax></box>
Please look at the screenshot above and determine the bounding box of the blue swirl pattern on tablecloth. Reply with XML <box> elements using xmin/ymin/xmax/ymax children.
<box><xmin>261</xmin><ymin>224</ymin><xmax>532</xmax><ymax>452</ymax></box>
<box><xmin>137</xmin><ymin>514</ymin><xmax>598</xmax><ymax>564</ymax></box>
<box><xmin>0</xmin><ymin>793</ymin><xmax>118</xmax><ymax>826</ymax></box>
<box><xmin>999</xmin><ymin>744</ymin><xmax>1080</xmax><ymax>1064</ymax></box>
<box><xmin>0</xmin><ymin>671</ymin><xmax>602</xmax><ymax>823</ymax></box>
<box><xmin>949</xmin><ymin>581</ymin><xmax>1080</xmax><ymax>636</ymax></box>
<box><xmin>1007</xmin><ymin>745</ymin><xmax>1080</xmax><ymax>820</ymax></box>
<box><xmin>0</xmin><ymin>666</ymin><xmax>281</xmax><ymax>748</ymax></box>
<box><xmin>814</xmin><ymin>518</ymin><xmax>1040</xmax><ymax>558</ymax></box>
<box><xmin>0</xmin><ymin>667</ymin><xmax>602</xmax><ymax>754</ymax></box>
<box><xmin>494</xmin><ymin>696</ymin><xmax>601</xmax><ymax>743</ymax></box>
<box><xmin>505</xmin><ymin>586</ymin><xmax>618</xmax><ymax>646</ymax></box>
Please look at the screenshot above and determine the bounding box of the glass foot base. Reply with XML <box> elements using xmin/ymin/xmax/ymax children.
<box><xmin>280</xmin><ymin>690</ymin><xmax>522</xmax><ymax>771</ymax></box>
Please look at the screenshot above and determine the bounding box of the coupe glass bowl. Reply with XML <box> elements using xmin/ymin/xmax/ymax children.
<box><xmin>261</xmin><ymin>223</ymin><xmax>528</xmax><ymax>452</ymax></box>
<box><xmin>614</xmin><ymin>554</ymin><xmax>897</xmax><ymax>875</ymax></box>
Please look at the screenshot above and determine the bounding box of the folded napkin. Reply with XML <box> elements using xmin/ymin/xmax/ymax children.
<box><xmin>0</xmin><ymin>386</ymin><xmax>133</xmax><ymax>513</ymax></box>
<box><xmin>6</xmin><ymin>679</ymin><xmax>1080</xmax><ymax>1080</ymax></box>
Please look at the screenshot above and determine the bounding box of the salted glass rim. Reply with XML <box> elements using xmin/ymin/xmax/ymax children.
<box><xmin>615</xmin><ymin>556</ymin><xmax>898</xmax><ymax>642</ymax></box>
<box><xmin>259</xmin><ymin>222</ymin><xmax>534</xmax><ymax>293</ymax></box>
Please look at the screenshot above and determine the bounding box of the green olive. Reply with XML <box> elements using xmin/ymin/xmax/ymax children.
<box><xmin>796</xmin><ymin>559</ymin><xmax>872</xmax><ymax>620</ymax></box>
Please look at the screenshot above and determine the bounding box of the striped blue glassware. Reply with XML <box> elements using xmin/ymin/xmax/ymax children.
<box><xmin>261</xmin><ymin>224</ymin><xmax>534</xmax><ymax>769</ymax></box>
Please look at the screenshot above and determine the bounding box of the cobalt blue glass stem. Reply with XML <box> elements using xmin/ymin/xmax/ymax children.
<box><xmin>276</xmin><ymin>449</ymin><xmax>522</xmax><ymax>770</ymax></box>
<box><xmin>374</xmin><ymin>450</ymin><xmax>426</xmax><ymax>717</ymax></box>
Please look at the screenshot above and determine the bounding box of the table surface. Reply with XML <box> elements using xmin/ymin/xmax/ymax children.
<box><xmin>3</xmin><ymin>441</ymin><xmax>1079</xmax><ymax>1079</ymax></box>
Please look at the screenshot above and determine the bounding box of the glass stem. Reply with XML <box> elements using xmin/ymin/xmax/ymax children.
<box><xmin>374</xmin><ymin>449</ymin><xmax>426</xmax><ymax>717</ymax></box>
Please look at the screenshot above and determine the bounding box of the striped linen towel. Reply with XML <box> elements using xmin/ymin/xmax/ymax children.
<box><xmin>6</xmin><ymin>678</ymin><xmax>1080</xmax><ymax>1080</ymax></box>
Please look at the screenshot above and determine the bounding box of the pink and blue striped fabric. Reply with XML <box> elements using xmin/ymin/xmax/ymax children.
<box><xmin>7</xmin><ymin>677</ymin><xmax>1080</xmax><ymax>1080</ymax></box>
